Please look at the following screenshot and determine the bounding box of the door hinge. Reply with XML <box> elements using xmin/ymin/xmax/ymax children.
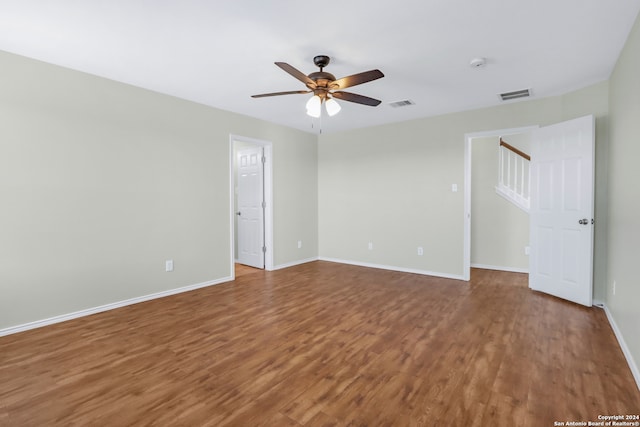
<box><xmin>262</xmin><ymin>246</ymin><xmax>267</xmax><ymax>253</ymax></box>
<box><xmin>261</xmin><ymin>156</ymin><xmax>266</xmax><ymax>164</ymax></box>
<box><xmin>262</xmin><ymin>201</ymin><xmax>266</xmax><ymax>209</ymax></box>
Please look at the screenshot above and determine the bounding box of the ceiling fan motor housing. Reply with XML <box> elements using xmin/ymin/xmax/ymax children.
<box><xmin>308</xmin><ymin>56</ymin><xmax>337</xmax><ymax>95</ymax></box>
<box><xmin>313</xmin><ymin>55</ymin><xmax>331</xmax><ymax>69</ymax></box>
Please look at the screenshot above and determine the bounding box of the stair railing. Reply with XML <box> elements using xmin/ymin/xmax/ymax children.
<box><xmin>496</xmin><ymin>138</ymin><xmax>531</xmax><ymax>212</ymax></box>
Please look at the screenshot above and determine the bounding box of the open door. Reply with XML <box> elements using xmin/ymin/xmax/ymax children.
<box><xmin>236</xmin><ymin>146</ymin><xmax>265</xmax><ymax>269</ymax></box>
<box><xmin>529</xmin><ymin>115</ymin><xmax>595</xmax><ymax>306</ymax></box>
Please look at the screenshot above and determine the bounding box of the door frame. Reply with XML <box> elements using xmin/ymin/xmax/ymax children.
<box><xmin>229</xmin><ymin>134</ymin><xmax>274</xmax><ymax>276</ymax></box>
<box><xmin>463</xmin><ymin>125</ymin><xmax>539</xmax><ymax>281</ymax></box>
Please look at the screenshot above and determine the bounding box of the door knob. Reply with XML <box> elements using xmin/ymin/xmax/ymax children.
<box><xmin>578</xmin><ymin>218</ymin><xmax>588</xmax><ymax>225</ymax></box>
<box><xmin>236</xmin><ymin>211</ymin><xmax>241</xmax><ymax>216</ymax></box>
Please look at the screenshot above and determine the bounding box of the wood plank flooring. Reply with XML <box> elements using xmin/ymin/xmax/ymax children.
<box><xmin>234</xmin><ymin>263</ymin><xmax>264</xmax><ymax>278</ymax></box>
<box><xmin>1</xmin><ymin>262</ymin><xmax>638</xmax><ymax>426</ymax></box>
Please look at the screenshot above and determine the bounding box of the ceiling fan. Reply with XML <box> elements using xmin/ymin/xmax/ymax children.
<box><xmin>251</xmin><ymin>55</ymin><xmax>384</xmax><ymax>117</ymax></box>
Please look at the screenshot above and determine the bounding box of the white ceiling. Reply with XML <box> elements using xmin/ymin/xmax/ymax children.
<box><xmin>1</xmin><ymin>1</ymin><xmax>639</xmax><ymax>134</ymax></box>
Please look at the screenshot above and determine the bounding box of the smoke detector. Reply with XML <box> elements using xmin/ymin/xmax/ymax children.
<box><xmin>469</xmin><ymin>57</ymin><xmax>486</xmax><ymax>68</ymax></box>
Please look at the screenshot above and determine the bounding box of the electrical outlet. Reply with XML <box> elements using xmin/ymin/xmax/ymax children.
<box><xmin>368</xmin><ymin>242</ymin><xmax>373</xmax><ymax>250</ymax></box>
<box><xmin>452</xmin><ymin>184</ymin><xmax>458</xmax><ymax>192</ymax></box>
<box><xmin>165</xmin><ymin>260</ymin><xmax>174</xmax><ymax>272</ymax></box>
<box><xmin>613</xmin><ymin>280</ymin><xmax>616</xmax><ymax>296</ymax></box>
<box><xmin>417</xmin><ymin>247</ymin><xmax>424</xmax><ymax>256</ymax></box>
<box><xmin>525</xmin><ymin>246</ymin><xmax>530</xmax><ymax>255</ymax></box>
<box><xmin>297</xmin><ymin>240</ymin><xmax>302</xmax><ymax>249</ymax></box>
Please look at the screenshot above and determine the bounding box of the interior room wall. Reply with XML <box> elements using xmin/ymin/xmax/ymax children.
<box><xmin>608</xmin><ymin>11</ymin><xmax>640</xmax><ymax>383</ymax></box>
<box><xmin>0</xmin><ymin>50</ymin><xmax>318</xmax><ymax>331</ymax></box>
<box><xmin>318</xmin><ymin>81</ymin><xmax>609</xmax><ymax>289</ymax></box>
<box><xmin>271</xmin><ymin>132</ymin><xmax>319</xmax><ymax>267</ymax></box>
<box><xmin>471</xmin><ymin>134</ymin><xmax>530</xmax><ymax>271</ymax></box>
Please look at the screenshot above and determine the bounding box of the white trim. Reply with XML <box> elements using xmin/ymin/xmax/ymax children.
<box><xmin>599</xmin><ymin>303</ymin><xmax>640</xmax><ymax>391</ymax></box>
<box><xmin>0</xmin><ymin>276</ymin><xmax>233</xmax><ymax>337</ymax></box>
<box><xmin>471</xmin><ymin>263</ymin><xmax>529</xmax><ymax>274</ymax></box>
<box><xmin>229</xmin><ymin>134</ymin><xmax>274</xmax><ymax>274</ymax></box>
<box><xmin>319</xmin><ymin>257</ymin><xmax>466</xmax><ymax>281</ymax></box>
<box><xmin>229</xmin><ymin>138</ymin><xmax>236</xmax><ymax>279</ymax></box>
<box><xmin>495</xmin><ymin>184</ymin><xmax>530</xmax><ymax>213</ymax></box>
<box><xmin>464</xmin><ymin>134</ymin><xmax>471</xmax><ymax>281</ymax></box>
<box><xmin>272</xmin><ymin>257</ymin><xmax>320</xmax><ymax>270</ymax></box>
<box><xmin>264</xmin><ymin>144</ymin><xmax>274</xmax><ymax>271</ymax></box>
<box><xmin>463</xmin><ymin>125</ymin><xmax>539</xmax><ymax>282</ymax></box>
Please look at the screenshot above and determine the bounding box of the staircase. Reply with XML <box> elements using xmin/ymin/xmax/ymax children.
<box><xmin>495</xmin><ymin>138</ymin><xmax>530</xmax><ymax>212</ymax></box>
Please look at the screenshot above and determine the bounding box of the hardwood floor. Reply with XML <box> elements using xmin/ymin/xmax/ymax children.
<box><xmin>234</xmin><ymin>263</ymin><xmax>264</xmax><ymax>278</ymax></box>
<box><xmin>1</xmin><ymin>262</ymin><xmax>638</xmax><ymax>426</ymax></box>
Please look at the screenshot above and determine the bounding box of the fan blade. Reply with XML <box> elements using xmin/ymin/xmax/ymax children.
<box><xmin>332</xmin><ymin>91</ymin><xmax>382</xmax><ymax>106</ymax></box>
<box><xmin>275</xmin><ymin>62</ymin><xmax>316</xmax><ymax>88</ymax></box>
<box><xmin>333</xmin><ymin>69</ymin><xmax>384</xmax><ymax>89</ymax></box>
<box><xmin>251</xmin><ymin>90</ymin><xmax>311</xmax><ymax>98</ymax></box>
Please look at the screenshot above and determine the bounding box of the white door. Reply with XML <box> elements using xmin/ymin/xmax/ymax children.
<box><xmin>236</xmin><ymin>146</ymin><xmax>264</xmax><ymax>268</ymax></box>
<box><xmin>529</xmin><ymin>115</ymin><xmax>594</xmax><ymax>306</ymax></box>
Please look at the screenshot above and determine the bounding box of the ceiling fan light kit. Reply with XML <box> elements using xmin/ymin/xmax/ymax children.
<box><xmin>324</xmin><ymin>97</ymin><xmax>341</xmax><ymax>116</ymax></box>
<box><xmin>252</xmin><ymin>55</ymin><xmax>384</xmax><ymax>118</ymax></box>
<box><xmin>306</xmin><ymin>95</ymin><xmax>322</xmax><ymax>117</ymax></box>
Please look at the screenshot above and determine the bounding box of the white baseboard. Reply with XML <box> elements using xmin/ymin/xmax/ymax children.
<box><xmin>318</xmin><ymin>257</ymin><xmax>465</xmax><ymax>281</ymax></box>
<box><xmin>0</xmin><ymin>276</ymin><xmax>233</xmax><ymax>337</ymax></box>
<box><xmin>272</xmin><ymin>257</ymin><xmax>319</xmax><ymax>271</ymax></box>
<box><xmin>471</xmin><ymin>263</ymin><xmax>529</xmax><ymax>274</ymax></box>
<box><xmin>598</xmin><ymin>303</ymin><xmax>640</xmax><ymax>391</ymax></box>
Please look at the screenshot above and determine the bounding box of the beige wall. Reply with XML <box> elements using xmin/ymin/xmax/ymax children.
<box><xmin>608</xmin><ymin>12</ymin><xmax>640</xmax><ymax>379</ymax></box>
<box><xmin>0</xmin><ymin>51</ymin><xmax>318</xmax><ymax>330</ymax></box>
<box><xmin>471</xmin><ymin>134</ymin><xmax>530</xmax><ymax>271</ymax></box>
<box><xmin>319</xmin><ymin>81</ymin><xmax>609</xmax><ymax>289</ymax></box>
<box><xmin>272</xmin><ymin>138</ymin><xmax>319</xmax><ymax>264</ymax></box>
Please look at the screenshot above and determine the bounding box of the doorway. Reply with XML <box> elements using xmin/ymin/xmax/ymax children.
<box><xmin>464</xmin><ymin>126</ymin><xmax>538</xmax><ymax>281</ymax></box>
<box><xmin>464</xmin><ymin>116</ymin><xmax>595</xmax><ymax>307</ymax></box>
<box><xmin>230</xmin><ymin>134</ymin><xmax>274</xmax><ymax>278</ymax></box>
<box><xmin>469</xmin><ymin>133</ymin><xmax>531</xmax><ymax>274</ymax></box>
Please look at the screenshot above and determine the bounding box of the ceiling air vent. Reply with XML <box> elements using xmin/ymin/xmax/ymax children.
<box><xmin>388</xmin><ymin>99</ymin><xmax>415</xmax><ymax>108</ymax></box>
<box><xmin>499</xmin><ymin>89</ymin><xmax>531</xmax><ymax>101</ymax></box>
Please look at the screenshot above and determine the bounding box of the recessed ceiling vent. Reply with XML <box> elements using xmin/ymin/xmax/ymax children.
<box><xmin>388</xmin><ymin>99</ymin><xmax>415</xmax><ymax>108</ymax></box>
<box><xmin>499</xmin><ymin>89</ymin><xmax>531</xmax><ymax>101</ymax></box>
